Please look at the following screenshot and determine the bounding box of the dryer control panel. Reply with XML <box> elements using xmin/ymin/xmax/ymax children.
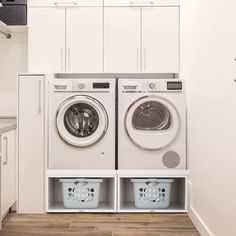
<box><xmin>120</xmin><ymin>79</ymin><xmax>184</xmax><ymax>93</ymax></box>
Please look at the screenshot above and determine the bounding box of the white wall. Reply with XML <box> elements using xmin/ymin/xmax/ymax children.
<box><xmin>0</xmin><ymin>32</ymin><xmax>27</xmax><ymax>116</ymax></box>
<box><xmin>181</xmin><ymin>0</ymin><xmax>236</xmax><ymax>235</ymax></box>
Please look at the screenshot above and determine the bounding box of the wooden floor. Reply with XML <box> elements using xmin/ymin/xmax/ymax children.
<box><xmin>1</xmin><ymin>213</ymin><xmax>200</xmax><ymax>236</ymax></box>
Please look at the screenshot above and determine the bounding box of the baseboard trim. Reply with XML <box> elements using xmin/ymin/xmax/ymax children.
<box><xmin>189</xmin><ymin>205</ymin><xmax>214</xmax><ymax>236</ymax></box>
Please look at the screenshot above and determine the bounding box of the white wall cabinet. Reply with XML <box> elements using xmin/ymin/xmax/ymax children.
<box><xmin>28</xmin><ymin>2</ymin><xmax>179</xmax><ymax>74</ymax></box>
<box><xmin>104</xmin><ymin>7</ymin><xmax>141</xmax><ymax>73</ymax></box>
<box><xmin>0</xmin><ymin>129</ymin><xmax>16</xmax><ymax>226</ymax></box>
<box><xmin>28</xmin><ymin>8</ymin><xmax>66</xmax><ymax>73</ymax></box>
<box><xmin>28</xmin><ymin>5</ymin><xmax>103</xmax><ymax>73</ymax></box>
<box><xmin>104</xmin><ymin>6</ymin><xmax>179</xmax><ymax>73</ymax></box>
<box><xmin>66</xmin><ymin>7</ymin><xmax>103</xmax><ymax>72</ymax></box>
<box><xmin>141</xmin><ymin>7</ymin><xmax>179</xmax><ymax>73</ymax></box>
<box><xmin>18</xmin><ymin>75</ymin><xmax>45</xmax><ymax>213</ymax></box>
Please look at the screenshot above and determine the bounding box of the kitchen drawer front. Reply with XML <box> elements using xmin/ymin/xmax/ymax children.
<box><xmin>104</xmin><ymin>0</ymin><xmax>179</xmax><ymax>7</ymax></box>
<box><xmin>29</xmin><ymin>0</ymin><xmax>102</xmax><ymax>7</ymax></box>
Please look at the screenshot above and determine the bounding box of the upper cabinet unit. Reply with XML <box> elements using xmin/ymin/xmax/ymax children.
<box><xmin>141</xmin><ymin>7</ymin><xmax>179</xmax><ymax>73</ymax></box>
<box><xmin>28</xmin><ymin>7</ymin><xmax>66</xmax><ymax>73</ymax></box>
<box><xmin>104</xmin><ymin>0</ymin><xmax>179</xmax><ymax>73</ymax></box>
<box><xmin>104</xmin><ymin>7</ymin><xmax>141</xmax><ymax>73</ymax></box>
<box><xmin>28</xmin><ymin>0</ymin><xmax>180</xmax><ymax>74</ymax></box>
<box><xmin>66</xmin><ymin>7</ymin><xmax>103</xmax><ymax>72</ymax></box>
<box><xmin>28</xmin><ymin>0</ymin><xmax>103</xmax><ymax>73</ymax></box>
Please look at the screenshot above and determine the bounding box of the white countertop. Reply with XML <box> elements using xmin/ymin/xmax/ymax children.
<box><xmin>0</xmin><ymin>118</ymin><xmax>17</xmax><ymax>134</ymax></box>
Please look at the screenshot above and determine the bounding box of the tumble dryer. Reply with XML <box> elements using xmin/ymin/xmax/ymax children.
<box><xmin>118</xmin><ymin>79</ymin><xmax>186</xmax><ymax>170</ymax></box>
<box><xmin>48</xmin><ymin>78</ymin><xmax>115</xmax><ymax>169</ymax></box>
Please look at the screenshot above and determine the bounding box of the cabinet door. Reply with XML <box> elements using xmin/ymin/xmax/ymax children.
<box><xmin>142</xmin><ymin>7</ymin><xmax>179</xmax><ymax>73</ymax></box>
<box><xmin>28</xmin><ymin>7</ymin><xmax>66</xmax><ymax>73</ymax></box>
<box><xmin>104</xmin><ymin>7</ymin><xmax>141</xmax><ymax>73</ymax></box>
<box><xmin>18</xmin><ymin>76</ymin><xmax>44</xmax><ymax>213</ymax></box>
<box><xmin>1</xmin><ymin>130</ymin><xmax>16</xmax><ymax>218</ymax></box>
<box><xmin>66</xmin><ymin>7</ymin><xmax>103</xmax><ymax>72</ymax></box>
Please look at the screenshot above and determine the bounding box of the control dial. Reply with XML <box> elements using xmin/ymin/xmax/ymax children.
<box><xmin>78</xmin><ymin>83</ymin><xmax>85</xmax><ymax>90</ymax></box>
<box><xmin>149</xmin><ymin>82</ymin><xmax>156</xmax><ymax>89</ymax></box>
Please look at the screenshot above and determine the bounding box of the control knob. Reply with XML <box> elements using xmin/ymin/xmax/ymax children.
<box><xmin>149</xmin><ymin>82</ymin><xmax>156</xmax><ymax>89</ymax></box>
<box><xmin>78</xmin><ymin>83</ymin><xmax>85</xmax><ymax>90</ymax></box>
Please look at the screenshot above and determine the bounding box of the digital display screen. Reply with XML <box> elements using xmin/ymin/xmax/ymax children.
<box><xmin>93</xmin><ymin>83</ymin><xmax>110</xmax><ymax>89</ymax></box>
<box><xmin>167</xmin><ymin>81</ymin><xmax>182</xmax><ymax>90</ymax></box>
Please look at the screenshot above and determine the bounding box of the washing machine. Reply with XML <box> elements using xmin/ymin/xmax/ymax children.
<box><xmin>118</xmin><ymin>78</ymin><xmax>186</xmax><ymax>170</ymax></box>
<box><xmin>48</xmin><ymin>78</ymin><xmax>115</xmax><ymax>169</ymax></box>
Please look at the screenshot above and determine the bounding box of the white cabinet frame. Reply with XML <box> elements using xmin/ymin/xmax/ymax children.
<box><xmin>18</xmin><ymin>75</ymin><xmax>45</xmax><ymax>213</ymax></box>
<box><xmin>117</xmin><ymin>170</ymin><xmax>189</xmax><ymax>213</ymax></box>
<box><xmin>46</xmin><ymin>170</ymin><xmax>117</xmax><ymax>213</ymax></box>
<box><xmin>0</xmin><ymin>129</ymin><xmax>16</xmax><ymax>229</ymax></box>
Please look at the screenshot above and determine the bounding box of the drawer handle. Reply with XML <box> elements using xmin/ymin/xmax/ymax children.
<box><xmin>130</xmin><ymin>1</ymin><xmax>154</xmax><ymax>5</ymax></box>
<box><xmin>54</xmin><ymin>2</ymin><xmax>78</xmax><ymax>7</ymax></box>
<box><xmin>3</xmin><ymin>136</ymin><xmax>8</xmax><ymax>165</ymax></box>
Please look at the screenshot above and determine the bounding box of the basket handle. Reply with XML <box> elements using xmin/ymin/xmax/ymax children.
<box><xmin>145</xmin><ymin>179</ymin><xmax>159</xmax><ymax>186</ymax></box>
<box><xmin>74</xmin><ymin>179</ymin><xmax>88</xmax><ymax>186</ymax></box>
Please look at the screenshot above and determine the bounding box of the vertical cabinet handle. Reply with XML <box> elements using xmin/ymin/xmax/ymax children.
<box><xmin>143</xmin><ymin>47</ymin><xmax>147</xmax><ymax>71</ymax></box>
<box><xmin>38</xmin><ymin>80</ymin><xmax>42</xmax><ymax>114</ymax></box>
<box><xmin>67</xmin><ymin>48</ymin><xmax>71</xmax><ymax>71</ymax></box>
<box><xmin>3</xmin><ymin>136</ymin><xmax>8</xmax><ymax>165</ymax></box>
<box><xmin>136</xmin><ymin>48</ymin><xmax>139</xmax><ymax>72</ymax></box>
<box><xmin>60</xmin><ymin>48</ymin><xmax>64</xmax><ymax>71</ymax></box>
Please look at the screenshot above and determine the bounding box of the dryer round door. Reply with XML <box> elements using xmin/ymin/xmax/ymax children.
<box><xmin>125</xmin><ymin>96</ymin><xmax>180</xmax><ymax>150</ymax></box>
<box><xmin>56</xmin><ymin>95</ymin><xmax>108</xmax><ymax>147</ymax></box>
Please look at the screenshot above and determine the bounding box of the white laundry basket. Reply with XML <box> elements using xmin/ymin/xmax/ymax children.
<box><xmin>60</xmin><ymin>178</ymin><xmax>103</xmax><ymax>209</ymax></box>
<box><xmin>131</xmin><ymin>178</ymin><xmax>174</xmax><ymax>209</ymax></box>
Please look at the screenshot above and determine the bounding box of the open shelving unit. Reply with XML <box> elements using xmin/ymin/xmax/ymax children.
<box><xmin>117</xmin><ymin>170</ymin><xmax>189</xmax><ymax>213</ymax></box>
<box><xmin>46</xmin><ymin>170</ymin><xmax>189</xmax><ymax>213</ymax></box>
<box><xmin>46</xmin><ymin>170</ymin><xmax>117</xmax><ymax>213</ymax></box>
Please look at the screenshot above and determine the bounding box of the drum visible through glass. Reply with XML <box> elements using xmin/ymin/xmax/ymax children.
<box><xmin>64</xmin><ymin>103</ymin><xmax>99</xmax><ymax>138</ymax></box>
<box><xmin>132</xmin><ymin>101</ymin><xmax>171</xmax><ymax>131</ymax></box>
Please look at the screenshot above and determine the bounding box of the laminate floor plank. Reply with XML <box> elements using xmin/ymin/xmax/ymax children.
<box><xmin>70</xmin><ymin>222</ymin><xmax>197</xmax><ymax>231</ymax></box>
<box><xmin>0</xmin><ymin>213</ymin><xmax>200</xmax><ymax>236</ymax></box>
<box><xmin>113</xmin><ymin>230</ymin><xmax>201</xmax><ymax>236</ymax></box>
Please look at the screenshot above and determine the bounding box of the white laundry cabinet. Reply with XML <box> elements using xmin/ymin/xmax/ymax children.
<box><xmin>28</xmin><ymin>1</ymin><xmax>103</xmax><ymax>73</ymax></box>
<box><xmin>0</xmin><ymin>129</ymin><xmax>16</xmax><ymax>228</ymax></box>
<box><xmin>104</xmin><ymin>5</ymin><xmax>179</xmax><ymax>73</ymax></box>
<box><xmin>28</xmin><ymin>0</ymin><xmax>180</xmax><ymax>73</ymax></box>
<box><xmin>18</xmin><ymin>75</ymin><xmax>45</xmax><ymax>213</ymax></box>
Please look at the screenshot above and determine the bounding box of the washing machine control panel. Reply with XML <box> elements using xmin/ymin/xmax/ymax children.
<box><xmin>72</xmin><ymin>81</ymin><xmax>111</xmax><ymax>92</ymax></box>
<box><xmin>51</xmin><ymin>79</ymin><xmax>113</xmax><ymax>92</ymax></box>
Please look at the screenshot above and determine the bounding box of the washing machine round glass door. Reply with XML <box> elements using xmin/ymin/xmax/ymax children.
<box><xmin>56</xmin><ymin>95</ymin><xmax>108</xmax><ymax>147</ymax></box>
<box><xmin>125</xmin><ymin>96</ymin><xmax>180</xmax><ymax>150</ymax></box>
